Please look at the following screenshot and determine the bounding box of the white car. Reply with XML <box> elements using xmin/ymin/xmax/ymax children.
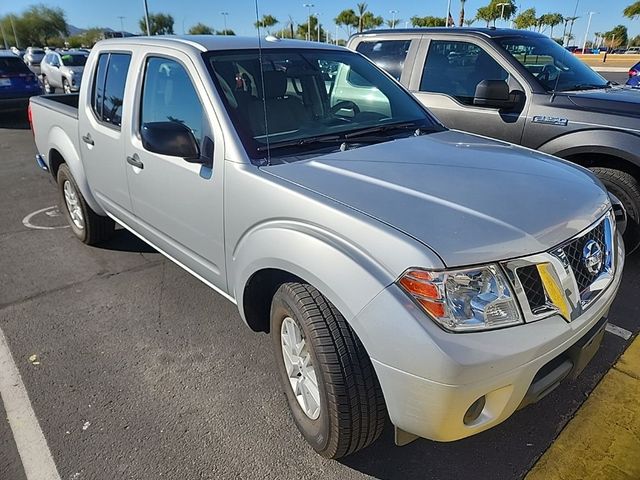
<box><xmin>40</xmin><ymin>51</ymin><xmax>88</xmax><ymax>94</ymax></box>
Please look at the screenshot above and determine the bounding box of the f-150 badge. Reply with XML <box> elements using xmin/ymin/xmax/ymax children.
<box><xmin>532</xmin><ymin>116</ymin><xmax>569</xmax><ymax>126</ymax></box>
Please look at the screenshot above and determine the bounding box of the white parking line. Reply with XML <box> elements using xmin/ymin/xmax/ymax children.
<box><xmin>0</xmin><ymin>326</ymin><xmax>61</xmax><ymax>480</ymax></box>
<box><xmin>605</xmin><ymin>323</ymin><xmax>633</xmax><ymax>341</ymax></box>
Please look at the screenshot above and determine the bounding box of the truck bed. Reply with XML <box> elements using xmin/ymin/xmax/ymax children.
<box><xmin>30</xmin><ymin>93</ymin><xmax>79</xmax><ymax>119</ymax></box>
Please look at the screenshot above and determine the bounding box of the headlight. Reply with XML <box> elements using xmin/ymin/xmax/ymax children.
<box><xmin>398</xmin><ymin>265</ymin><xmax>523</xmax><ymax>332</ymax></box>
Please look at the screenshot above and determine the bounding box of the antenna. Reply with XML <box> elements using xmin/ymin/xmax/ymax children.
<box><xmin>254</xmin><ymin>0</ymin><xmax>271</xmax><ymax>165</ymax></box>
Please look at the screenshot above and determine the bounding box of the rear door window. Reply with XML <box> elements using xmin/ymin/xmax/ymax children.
<box><xmin>91</xmin><ymin>53</ymin><xmax>131</xmax><ymax>127</ymax></box>
<box><xmin>420</xmin><ymin>40</ymin><xmax>508</xmax><ymax>105</ymax></box>
<box><xmin>355</xmin><ymin>40</ymin><xmax>412</xmax><ymax>81</ymax></box>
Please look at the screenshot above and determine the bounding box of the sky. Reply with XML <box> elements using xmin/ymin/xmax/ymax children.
<box><xmin>1</xmin><ymin>0</ymin><xmax>638</xmax><ymax>43</ymax></box>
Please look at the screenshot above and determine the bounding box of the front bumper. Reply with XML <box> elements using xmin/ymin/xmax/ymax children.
<box><xmin>352</xmin><ymin>235</ymin><xmax>624</xmax><ymax>443</ymax></box>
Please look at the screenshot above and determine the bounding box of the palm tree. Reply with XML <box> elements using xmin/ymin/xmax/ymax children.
<box><xmin>254</xmin><ymin>14</ymin><xmax>278</xmax><ymax>34</ymax></box>
<box><xmin>356</xmin><ymin>3</ymin><xmax>368</xmax><ymax>32</ymax></box>
<box><xmin>624</xmin><ymin>2</ymin><xmax>640</xmax><ymax>19</ymax></box>
<box><xmin>459</xmin><ymin>0</ymin><xmax>466</xmax><ymax>27</ymax></box>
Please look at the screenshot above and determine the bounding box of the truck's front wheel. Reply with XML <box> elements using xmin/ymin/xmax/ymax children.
<box><xmin>57</xmin><ymin>164</ymin><xmax>115</xmax><ymax>245</ymax></box>
<box><xmin>591</xmin><ymin>167</ymin><xmax>640</xmax><ymax>254</ymax></box>
<box><xmin>270</xmin><ymin>282</ymin><xmax>386</xmax><ymax>459</ymax></box>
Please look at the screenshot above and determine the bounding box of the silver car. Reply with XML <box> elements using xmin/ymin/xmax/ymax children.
<box><xmin>23</xmin><ymin>47</ymin><xmax>45</xmax><ymax>67</ymax></box>
<box><xmin>40</xmin><ymin>51</ymin><xmax>88</xmax><ymax>94</ymax></box>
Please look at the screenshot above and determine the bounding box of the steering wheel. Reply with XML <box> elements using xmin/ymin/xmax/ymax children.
<box><xmin>537</xmin><ymin>64</ymin><xmax>556</xmax><ymax>83</ymax></box>
<box><xmin>330</xmin><ymin>100</ymin><xmax>361</xmax><ymax>117</ymax></box>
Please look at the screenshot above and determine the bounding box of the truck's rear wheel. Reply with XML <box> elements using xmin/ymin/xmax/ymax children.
<box><xmin>57</xmin><ymin>164</ymin><xmax>115</xmax><ymax>245</ymax></box>
<box><xmin>591</xmin><ymin>167</ymin><xmax>640</xmax><ymax>254</ymax></box>
<box><xmin>270</xmin><ymin>282</ymin><xmax>386</xmax><ymax>459</ymax></box>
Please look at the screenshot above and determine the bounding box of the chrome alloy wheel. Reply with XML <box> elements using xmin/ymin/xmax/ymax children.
<box><xmin>280</xmin><ymin>316</ymin><xmax>321</xmax><ymax>420</ymax></box>
<box><xmin>63</xmin><ymin>180</ymin><xmax>84</xmax><ymax>229</ymax></box>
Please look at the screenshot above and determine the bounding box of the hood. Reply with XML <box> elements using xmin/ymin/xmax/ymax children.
<box><xmin>565</xmin><ymin>87</ymin><xmax>640</xmax><ymax>117</ymax></box>
<box><xmin>262</xmin><ymin>131</ymin><xmax>610</xmax><ymax>267</ymax></box>
<box><xmin>62</xmin><ymin>66</ymin><xmax>84</xmax><ymax>77</ymax></box>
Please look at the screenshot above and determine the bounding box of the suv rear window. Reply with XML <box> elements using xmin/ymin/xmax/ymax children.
<box><xmin>355</xmin><ymin>40</ymin><xmax>411</xmax><ymax>81</ymax></box>
<box><xmin>0</xmin><ymin>57</ymin><xmax>31</xmax><ymax>75</ymax></box>
<box><xmin>91</xmin><ymin>52</ymin><xmax>131</xmax><ymax>127</ymax></box>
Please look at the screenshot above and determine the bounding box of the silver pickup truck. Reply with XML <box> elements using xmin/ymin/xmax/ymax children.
<box><xmin>29</xmin><ymin>36</ymin><xmax>625</xmax><ymax>458</ymax></box>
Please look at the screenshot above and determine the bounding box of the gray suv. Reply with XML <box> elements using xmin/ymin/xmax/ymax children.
<box><xmin>40</xmin><ymin>50</ymin><xmax>88</xmax><ymax>93</ymax></box>
<box><xmin>348</xmin><ymin>28</ymin><xmax>640</xmax><ymax>251</ymax></box>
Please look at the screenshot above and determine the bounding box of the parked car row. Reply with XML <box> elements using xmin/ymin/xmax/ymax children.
<box><xmin>28</xmin><ymin>32</ymin><xmax>628</xmax><ymax>459</ymax></box>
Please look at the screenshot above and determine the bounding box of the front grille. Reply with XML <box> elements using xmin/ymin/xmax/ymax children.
<box><xmin>517</xmin><ymin>265</ymin><xmax>546</xmax><ymax>311</ymax></box>
<box><xmin>511</xmin><ymin>213</ymin><xmax>615</xmax><ymax>320</ymax></box>
<box><xmin>562</xmin><ymin>220</ymin><xmax>606</xmax><ymax>294</ymax></box>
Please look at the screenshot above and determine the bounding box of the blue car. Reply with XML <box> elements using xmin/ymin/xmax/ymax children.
<box><xmin>0</xmin><ymin>50</ymin><xmax>42</xmax><ymax>113</ymax></box>
<box><xmin>628</xmin><ymin>61</ymin><xmax>640</xmax><ymax>88</ymax></box>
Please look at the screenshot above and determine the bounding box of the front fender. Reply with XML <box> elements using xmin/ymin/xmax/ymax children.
<box><xmin>538</xmin><ymin>129</ymin><xmax>640</xmax><ymax>165</ymax></box>
<box><xmin>48</xmin><ymin>126</ymin><xmax>105</xmax><ymax>215</ymax></box>
<box><xmin>231</xmin><ymin>220</ymin><xmax>399</xmax><ymax>328</ymax></box>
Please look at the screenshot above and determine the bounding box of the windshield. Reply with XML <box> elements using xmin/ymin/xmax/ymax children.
<box><xmin>204</xmin><ymin>48</ymin><xmax>441</xmax><ymax>160</ymax></box>
<box><xmin>499</xmin><ymin>36</ymin><xmax>609</xmax><ymax>92</ymax></box>
<box><xmin>30</xmin><ymin>49</ymin><xmax>45</xmax><ymax>55</ymax></box>
<box><xmin>61</xmin><ymin>54</ymin><xmax>87</xmax><ymax>67</ymax></box>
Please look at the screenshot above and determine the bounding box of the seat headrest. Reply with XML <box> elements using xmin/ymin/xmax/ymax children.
<box><xmin>261</xmin><ymin>70</ymin><xmax>287</xmax><ymax>99</ymax></box>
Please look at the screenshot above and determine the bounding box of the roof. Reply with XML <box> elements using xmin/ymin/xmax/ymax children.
<box><xmin>95</xmin><ymin>35</ymin><xmax>345</xmax><ymax>53</ymax></box>
<box><xmin>0</xmin><ymin>50</ymin><xmax>19</xmax><ymax>57</ymax></box>
<box><xmin>353</xmin><ymin>27</ymin><xmax>546</xmax><ymax>39</ymax></box>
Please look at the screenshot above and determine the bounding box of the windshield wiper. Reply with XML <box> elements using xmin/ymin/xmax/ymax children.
<box><xmin>343</xmin><ymin>120</ymin><xmax>437</xmax><ymax>139</ymax></box>
<box><xmin>562</xmin><ymin>83</ymin><xmax>611</xmax><ymax>92</ymax></box>
<box><xmin>256</xmin><ymin>120</ymin><xmax>437</xmax><ymax>153</ymax></box>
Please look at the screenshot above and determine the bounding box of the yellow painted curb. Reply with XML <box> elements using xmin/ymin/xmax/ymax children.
<box><xmin>526</xmin><ymin>338</ymin><xmax>640</xmax><ymax>480</ymax></box>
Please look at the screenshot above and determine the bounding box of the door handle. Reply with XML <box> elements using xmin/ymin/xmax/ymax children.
<box><xmin>126</xmin><ymin>154</ymin><xmax>144</xmax><ymax>169</ymax></box>
<box><xmin>81</xmin><ymin>133</ymin><xmax>94</xmax><ymax>146</ymax></box>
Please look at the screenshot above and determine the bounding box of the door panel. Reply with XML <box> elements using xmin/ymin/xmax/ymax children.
<box><xmin>125</xmin><ymin>53</ymin><xmax>226</xmax><ymax>290</ymax></box>
<box><xmin>412</xmin><ymin>38</ymin><xmax>528</xmax><ymax>144</ymax></box>
<box><xmin>79</xmin><ymin>52</ymin><xmax>133</xmax><ymax>213</ymax></box>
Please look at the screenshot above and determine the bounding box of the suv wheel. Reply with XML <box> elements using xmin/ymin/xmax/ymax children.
<box><xmin>591</xmin><ymin>167</ymin><xmax>640</xmax><ymax>254</ymax></box>
<box><xmin>63</xmin><ymin>78</ymin><xmax>71</xmax><ymax>94</ymax></box>
<box><xmin>270</xmin><ymin>282</ymin><xmax>386</xmax><ymax>459</ymax></box>
<box><xmin>57</xmin><ymin>164</ymin><xmax>115</xmax><ymax>245</ymax></box>
<box><xmin>42</xmin><ymin>76</ymin><xmax>52</xmax><ymax>94</ymax></box>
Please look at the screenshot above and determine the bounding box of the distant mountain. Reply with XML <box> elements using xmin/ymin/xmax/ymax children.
<box><xmin>67</xmin><ymin>25</ymin><xmax>133</xmax><ymax>36</ymax></box>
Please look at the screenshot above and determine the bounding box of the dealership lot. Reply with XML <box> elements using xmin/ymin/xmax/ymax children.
<box><xmin>1</xmin><ymin>70</ymin><xmax>639</xmax><ymax>480</ymax></box>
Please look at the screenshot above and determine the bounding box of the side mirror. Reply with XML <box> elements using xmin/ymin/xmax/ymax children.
<box><xmin>141</xmin><ymin>122</ymin><xmax>200</xmax><ymax>161</ymax></box>
<box><xmin>473</xmin><ymin>80</ymin><xmax>516</xmax><ymax>109</ymax></box>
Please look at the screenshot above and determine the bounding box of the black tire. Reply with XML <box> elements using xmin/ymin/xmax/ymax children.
<box><xmin>591</xmin><ymin>167</ymin><xmax>640</xmax><ymax>254</ymax></box>
<box><xmin>270</xmin><ymin>282</ymin><xmax>386</xmax><ymax>459</ymax></box>
<box><xmin>57</xmin><ymin>164</ymin><xmax>115</xmax><ymax>245</ymax></box>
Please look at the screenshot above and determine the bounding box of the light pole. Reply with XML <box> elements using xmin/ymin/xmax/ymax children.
<box><xmin>0</xmin><ymin>22</ymin><xmax>8</xmax><ymax>50</ymax></box>
<box><xmin>568</xmin><ymin>0</ymin><xmax>580</xmax><ymax>44</ymax></box>
<box><xmin>389</xmin><ymin>10</ymin><xmax>398</xmax><ymax>29</ymax></box>
<box><xmin>582</xmin><ymin>11</ymin><xmax>596</xmax><ymax>53</ymax></box>
<box><xmin>118</xmin><ymin>16</ymin><xmax>126</xmax><ymax>37</ymax></box>
<box><xmin>335</xmin><ymin>23</ymin><xmax>339</xmax><ymax>45</ymax></box>
<box><xmin>221</xmin><ymin>12</ymin><xmax>229</xmax><ymax>35</ymax></box>
<box><xmin>143</xmin><ymin>0</ymin><xmax>151</xmax><ymax>35</ymax></box>
<box><xmin>446</xmin><ymin>0</ymin><xmax>452</xmax><ymax>26</ymax></box>
<box><xmin>10</xmin><ymin>15</ymin><xmax>19</xmax><ymax>48</ymax></box>
<box><xmin>303</xmin><ymin>4</ymin><xmax>314</xmax><ymax>41</ymax></box>
<box><xmin>497</xmin><ymin>3</ymin><xmax>509</xmax><ymax>25</ymax></box>
<box><xmin>316</xmin><ymin>14</ymin><xmax>320</xmax><ymax>42</ymax></box>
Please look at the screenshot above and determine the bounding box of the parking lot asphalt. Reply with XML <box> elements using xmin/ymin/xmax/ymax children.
<box><xmin>1</xmin><ymin>77</ymin><xmax>639</xmax><ymax>480</ymax></box>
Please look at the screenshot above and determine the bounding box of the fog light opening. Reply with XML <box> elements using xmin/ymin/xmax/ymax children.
<box><xmin>463</xmin><ymin>396</ymin><xmax>486</xmax><ymax>425</ymax></box>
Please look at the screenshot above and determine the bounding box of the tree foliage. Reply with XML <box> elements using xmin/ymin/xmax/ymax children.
<box><xmin>254</xmin><ymin>14</ymin><xmax>278</xmax><ymax>33</ymax></box>
<box><xmin>0</xmin><ymin>4</ymin><xmax>68</xmax><ymax>47</ymax></box>
<box><xmin>411</xmin><ymin>16</ymin><xmax>446</xmax><ymax>27</ymax></box>
<box><xmin>514</xmin><ymin>8</ymin><xmax>537</xmax><ymax>30</ymax></box>
<box><xmin>139</xmin><ymin>13</ymin><xmax>174</xmax><ymax>35</ymax></box>
<box><xmin>475</xmin><ymin>0</ymin><xmax>517</xmax><ymax>27</ymax></box>
<box><xmin>188</xmin><ymin>23</ymin><xmax>214</xmax><ymax>35</ymax></box>
<box><xmin>538</xmin><ymin>13</ymin><xmax>563</xmax><ymax>36</ymax></box>
<box><xmin>624</xmin><ymin>1</ymin><xmax>640</xmax><ymax>19</ymax></box>
<box><xmin>335</xmin><ymin>9</ymin><xmax>358</xmax><ymax>36</ymax></box>
<box><xmin>296</xmin><ymin>15</ymin><xmax>326</xmax><ymax>41</ymax></box>
<box><xmin>604</xmin><ymin>25</ymin><xmax>629</xmax><ymax>47</ymax></box>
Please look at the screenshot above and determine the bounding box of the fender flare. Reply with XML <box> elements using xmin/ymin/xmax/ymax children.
<box><xmin>538</xmin><ymin>129</ymin><xmax>640</xmax><ymax>166</ymax></box>
<box><xmin>231</xmin><ymin>220</ymin><xmax>399</xmax><ymax>334</ymax></box>
<box><xmin>48</xmin><ymin>126</ymin><xmax>105</xmax><ymax>215</ymax></box>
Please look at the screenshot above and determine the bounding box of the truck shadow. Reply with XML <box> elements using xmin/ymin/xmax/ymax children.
<box><xmin>96</xmin><ymin>227</ymin><xmax>157</xmax><ymax>254</ymax></box>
